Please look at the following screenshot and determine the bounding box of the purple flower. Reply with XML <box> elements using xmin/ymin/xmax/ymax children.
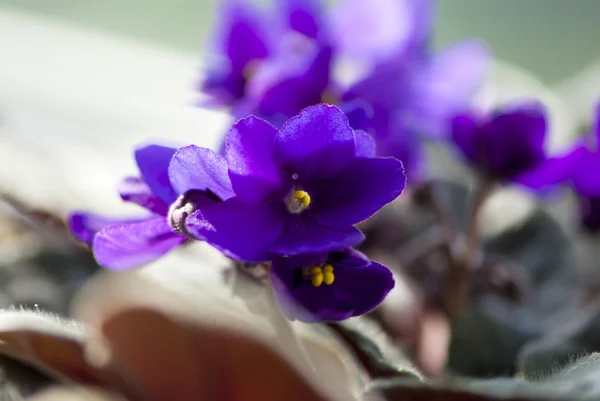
<box><xmin>68</xmin><ymin>144</ymin><xmax>235</xmax><ymax>270</ymax></box>
<box><xmin>270</xmin><ymin>248</ymin><xmax>394</xmax><ymax>322</ymax></box>
<box><xmin>557</xmin><ymin>103</ymin><xmax>600</xmax><ymax>231</ymax></box>
<box><xmin>200</xmin><ymin>0</ymin><xmax>326</xmax><ymax>110</ymax></box>
<box><xmin>241</xmin><ymin>0</ymin><xmax>487</xmax><ymax>185</ymax></box>
<box><xmin>186</xmin><ymin>104</ymin><xmax>406</xmax><ymax>262</ymax></box>
<box><xmin>451</xmin><ymin>101</ymin><xmax>554</xmax><ymax>182</ymax></box>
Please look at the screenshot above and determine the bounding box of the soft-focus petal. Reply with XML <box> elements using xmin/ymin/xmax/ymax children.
<box><xmin>213</xmin><ymin>0</ymin><xmax>270</xmax><ymax>72</ymax></box>
<box><xmin>92</xmin><ymin>217</ymin><xmax>185</xmax><ymax>270</ymax></box>
<box><xmin>253</xmin><ymin>45</ymin><xmax>333</xmax><ymax>123</ymax></box>
<box><xmin>329</xmin><ymin>0</ymin><xmax>432</xmax><ymax>62</ymax></box>
<box><xmin>278</xmin><ymin>0</ymin><xmax>324</xmax><ymax>39</ymax></box>
<box><xmin>271</xmin><ymin>249</ymin><xmax>394</xmax><ymax>322</ymax></box>
<box><xmin>275</xmin><ymin>104</ymin><xmax>355</xmax><ymax>179</ymax></box>
<box><xmin>134</xmin><ymin>144</ymin><xmax>178</xmax><ymax>205</ymax></box>
<box><xmin>354</xmin><ymin>130</ymin><xmax>376</xmax><ymax>158</ymax></box>
<box><xmin>186</xmin><ymin>197</ymin><xmax>286</xmax><ymax>262</ymax></box>
<box><xmin>413</xmin><ymin>40</ymin><xmax>490</xmax><ymax>137</ymax></box>
<box><xmin>269</xmin><ymin>214</ymin><xmax>364</xmax><ymax>256</ymax></box>
<box><xmin>226</xmin><ymin>116</ymin><xmax>283</xmax><ymax>203</ymax></box>
<box><xmin>516</xmin><ymin>143</ymin><xmax>588</xmax><ymax>192</ymax></box>
<box><xmin>118</xmin><ymin>177</ymin><xmax>170</xmax><ymax>216</ymax></box>
<box><xmin>311</xmin><ymin>157</ymin><xmax>405</xmax><ymax>227</ymax></box>
<box><xmin>338</xmin><ymin>99</ymin><xmax>374</xmax><ymax>134</ymax></box>
<box><xmin>68</xmin><ymin>212</ymin><xmax>146</xmax><ymax>246</ymax></box>
<box><xmin>169</xmin><ymin>145</ymin><xmax>235</xmax><ymax>201</ymax></box>
<box><xmin>573</xmin><ymin>151</ymin><xmax>600</xmax><ymax>196</ymax></box>
<box><xmin>201</xmin><ymin>0</ymin><xmax>271</xmax><ymax>106</ymax></box>
<box><xmin>484</xmin><ymin>102</ymin><xmax>547</xmax><ymax>179</ymax></box>
<box><xmin>451</xmin><ymin>112</ymin><xmax>481</xmax><ymax>163</ymax></box>
<box><xmin>343</xmin><ymin>59</ymin><xmax>412</xmax><ymax>112</ymax></box>
<box><xmin>371</xmin><ymin>108</ymin><xmax>426</xmax><ymax>185</ymax></box>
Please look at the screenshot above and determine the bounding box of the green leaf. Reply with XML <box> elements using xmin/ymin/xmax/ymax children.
<box><xmin>327</xmin><ymin>318</ymin><xmax>422</xmax><ymax>381</ymax></box>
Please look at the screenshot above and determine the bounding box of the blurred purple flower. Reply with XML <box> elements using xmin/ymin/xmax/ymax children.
<box><xmin>68</xmin><ymin>144</ymin><xmax>234</xmax><ymax>270</ymax></box>
<box><xmin>200</xmin><ymin>0</ymin><xmax>488</xmax><ymax>186</ymax></box>
<box><xmin>450</xmin><ymin>101</ymin><xmax>558</xmax><ymax>183</ymax></box>
<box><xmin>186</xmin><ymin>104</ymin><xmax>406</xmax><ymax>262</ymax></box>
<box><xmin>271</xmin><ymin>248</ymin><xmax>394</xmax><ymax>322</ymax></box>
<box><xmin>200</xmin><ymin>0</ymin><xmax>326</xmax><ymax>110</ymax></box>
<box><xmin>560</xmin><ymin>104</ymin><xmax>600</xmax><ymax>231</ymax></box>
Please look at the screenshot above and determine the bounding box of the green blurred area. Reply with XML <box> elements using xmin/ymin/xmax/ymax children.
<box><xmin>1</xmin><ymin>0</ymin><xmax>598</xmax><ymax>83</ymax></box>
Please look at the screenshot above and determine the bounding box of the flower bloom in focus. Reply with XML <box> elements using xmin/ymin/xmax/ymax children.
<box><xmin>186</xmin><ymin>104</ymin><xmax>406</xmax><ymax>262</ymax></box>
<box><xmin>271</xmin><ymin>248</ymin><xmax>395</xmax><ymax>322</ymax></box>
<box><xmin>69</xmin><ymin>144</ymin><xmax>235</xmax><ymax>269</ymax></box>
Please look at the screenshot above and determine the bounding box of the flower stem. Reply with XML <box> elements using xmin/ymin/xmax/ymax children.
<box><xmin>444</xmin><ymin>177</ymin><xmax>494</xmax><ymax>321</ymax></box>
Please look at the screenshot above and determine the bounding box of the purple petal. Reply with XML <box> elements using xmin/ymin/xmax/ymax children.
<box><xmin>484</xmin><ymin>102</ymin><xmax>547</xmax><ymax>179</ymax></box>
<box><xmin>186</xmin><ymin>197</ymin><xmax>286</xmax><ymax>262</ymax></box>
<box><xmin>278</xmin><ymin>0</ymin><xmax>324</xmax><ymax>39</ymax></box>
<box><xmin>573</xmin><ymin>151</ymin><xmax>600</xmax><ymax>196</ymax></box>
<box><xmin>275</xmin><ymin>104</ymin><xmax>355</xmax><ymax>180</ymax></box>
<box><xmin>225</xmin><ymin>116</ymin><xmax>283</xmax><ymax>203</ymax></box>
<box><xmin>269</xmin><ymin>214</ymin><xmax>364</xmax><ymax>256</ymax></box>
<box><xmin>134</xmin><ymin>144</ymin><xmax>178</xmax><ymax>205</ymax></box>
<box><xmin>253</xmin><ymin>45</ymin><xmax>333</xmax><ymax>122</ymax></box>
<box><xmin>68</xmin><ymin>212</ymin><xmax>146</xmax><ymax>246</ymax></box>
<box><xmin>343</xmin><ymin>59</ymin><xmax>414</xmax><ymax>112</ymax></box>
<box><xmin>118</xmin><ymin>177</ymin><xmax>170</xmax><ymax>216</ymax></box>
<box><xmin>354</xmin><ymin>130</ymin><xmax>376</xmax><ymax>158</ymax></box>
<box><xmin>201</xmin><ymin>0</ymin><xmax>271</xmax><ymax>106</ymax></box>
<box><xmin>212</xmin><ymin>0</ymin><xmax>270</xmax><ymax>72</ymax></box>
<box><xmin>92</xmin><ymin>217</ymin><xmax>185</xmax><ymax>270</ymax></box>
<box><xmin>311</xmin><ymin>157</ymin><xmax>405</xmax><ymax>227</ymax></box>
<box><xmin>371</xmin><ymin>108</ymin><xmax>426</xmax><ymax>185</ymax></box>
<box><xmin>329</xmin><ymin>0</ymin><xmax>433</xmax><ymax>62</ymax></box>
<box><xmin>451</xmin><ymin>111</ymin><xmax>481</xmax><ymax>163</ymax></box>
<box><xmin>271</xmin><ymin>249</ymin><xmax>394</xmax><ymax>322</ymax></box>
<box><xmin>413</xmin><ymin>40</ymin><xmax>490</xmax><ymax>137</ymax></box>
<box><xmin>338</xmin><ymin>99</ymin><xmax>374</xmax><ymax>134</ymax></box>
<box><xmin>168</xmin><ymin>145</ymin><xmax>234</xmax><ymax>201</ymax></box>
<box><xmin>516</xmin><ymin>143</ymin><xmax>588</xmax><ymax>192</ymax></box>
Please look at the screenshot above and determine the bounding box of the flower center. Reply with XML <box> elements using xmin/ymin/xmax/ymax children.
<box><xmin>305</xmin><ymin>264</ymin><xmax>335</xmax><ymax>287</ymax></box>
<box><xmin>285</xmin><ymin>189</ymin><xmax>311</xmax><ymax>214</ymax></box>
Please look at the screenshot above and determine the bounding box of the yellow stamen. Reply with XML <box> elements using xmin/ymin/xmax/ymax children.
<box><xmin>323</xmin><ymin>264</ymin><xmax>335</xmax><ymax>285</ymax></box>
<box><xmin>288</xmin><ymin>190</ymin><xmax>311</xmax><ymax>213</ymax></box>
<box><xmin>311</xmin><ymin>266</ymin><xmax>324</xmax><ymax>287</ymax></box>
<box><xmin>308</xmin><ymin>265</ymin><xmax>334</xmax><ymax>287</ymax></box>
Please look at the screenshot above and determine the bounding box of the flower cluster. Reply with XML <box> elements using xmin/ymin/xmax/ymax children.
<box><xmin>199</xmin><ymin>0</ymin><xmax>490</xmax><ymax>185</ymax></box>
<box><xmin>69</xmin><ymin>104</ymin><xmax>403</xmax><ymax>322</ymax></box>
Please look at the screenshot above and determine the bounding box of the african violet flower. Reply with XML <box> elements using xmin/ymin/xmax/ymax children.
<box><xmin>186</xmin><ymin>104</ymin><xmax>406</xmax><ymax>262</ymax></box>
<box><xmin>270</xmin><ymin>248</ymin><xmax>394</xmax><ymax>322</ymax></box>
<box><xmin>69</xmin><ymin>144</ymin><xmax>235</xmax><ymax>270</ymax></box>
<box><xmin>200</xmin><ymin>0</ymin><xmax>488</xmax><ymax>186</ymax></box>
<box><xmin>200</xmin><ymin>0</ymin><xmax>326</xmax><ymax>110</ymax></box>
<box><xmin>450</xmin><ymin>101</ymin><xmax>555</xmax><ymax>183</ymax></box>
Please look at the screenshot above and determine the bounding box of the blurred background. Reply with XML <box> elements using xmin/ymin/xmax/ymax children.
<box><xmin>1</xmin><ymin>0</ymin><xmax>600</xmax><ymax>380</ymax></box>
